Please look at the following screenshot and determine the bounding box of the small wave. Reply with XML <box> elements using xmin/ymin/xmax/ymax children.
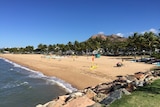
<box><xmin>10</xmin><ymin>68</ymin><xmax>13</xmax><ymax>71</ymax></box>
<box><xmin>17</xmin><ymin>81</ymin><xmax>29</xmax><ymax>87</ymax></box>
<box><xmin>28</xmin><ymin>72</ymin><xmax>46</xmax><ymax>79</ymax></box>
<box><xmin>28</xmin><ymin>73</ymin><xmax>77</xmax><ymax>93</ymax></box>
<box><xmin>43</xmin><ymin>76</ymin><xmax>77</xmax><ymax>93</ymax></box>
<box><xmin>1</xmin><ymin>57</ymin><xmax>77</xmax><ymax>93</ymax></box>
<box><xmin>1</xmin><ymin>81</ymin><xmax>29</xmax><ymax>89</ymax></box>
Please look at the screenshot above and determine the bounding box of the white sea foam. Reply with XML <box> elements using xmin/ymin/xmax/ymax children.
<box><xmin>0</xmin><ymin>57</ymin><xmax>77</xmax><ymax>93</ymax></box>
<box><xmin>2</xmin><ymin>81</ymin><xmax>29</xmax><ymax>89</ymax></box>
<box><xmin>10</xmin><ymin>68</ymin><xmax>13</xmax><ymax>71</ymax></box>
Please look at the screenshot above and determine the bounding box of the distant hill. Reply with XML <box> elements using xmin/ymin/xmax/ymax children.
<box><xmin>89</xmin><ymin>34</ymin><xmax>127</xmax><ymax>42</ymax></box>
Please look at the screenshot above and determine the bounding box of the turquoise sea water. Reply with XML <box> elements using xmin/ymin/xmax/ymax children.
<box><xmin>0</xmin><ymin>58</ymin><xmax>77</xmax><ymax>107</ymax></box>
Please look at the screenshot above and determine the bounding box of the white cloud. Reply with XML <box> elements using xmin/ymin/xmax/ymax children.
<box><xmin>149</xmin><ymin>28</ymin><xmax>158</xmax><ymax>34</ymax></box>
<box><xmin>141</xmin><ymin>31</ymin><xmax>145</xmax><ymax>34</ymax></box>
<box><xmin>116</xmin><ymin>33</ymin><xmax>124</xmax><ymax>37</ymax></box>
<box><xmin>141</xmin><ymin>28</ymin><xmax>158</xmax><ymax>34</ymax></box>
<box><xmin>98</xmin><ymin>32</ymin><xmax>104</xmax><ymax>34</ymax></box>
<box><xmin>129</xmin><ymin>32</ymin><xmax>134</xmax><ymax>35</ymax></box>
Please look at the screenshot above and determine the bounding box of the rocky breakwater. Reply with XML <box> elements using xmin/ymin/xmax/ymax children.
<box><xmin>36</xmin><ymin>68</ymin><xmax>160</xmax><ymax>107</ymax></box>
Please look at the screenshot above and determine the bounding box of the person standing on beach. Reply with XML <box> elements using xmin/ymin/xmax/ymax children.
<box><xmin>92</xmin><ymin>55</ymin><xmax>94</xmax><ymax>62</ymax></box>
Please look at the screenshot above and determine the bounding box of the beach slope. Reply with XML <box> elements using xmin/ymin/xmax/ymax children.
<box><xmin>0</xmin><ymin>54</ymin><xmax>155</xmax><ymax>90</ymax></box>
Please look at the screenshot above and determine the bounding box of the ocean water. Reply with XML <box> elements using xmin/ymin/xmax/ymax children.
<box><xmin>0</xmin><ymin>58</ymin><xmax>77</xmax><ymax>107</ymax></box>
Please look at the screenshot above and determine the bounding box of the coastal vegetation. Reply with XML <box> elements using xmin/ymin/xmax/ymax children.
<box><xmin>1</xmin><ymin>31</ymin><xmax>160</xmax><ymax>58</ymax></box>
<box><xmin>109</xmin><ymin>78</ymin><xmax>160</xmax><ymax>107</ymax></box>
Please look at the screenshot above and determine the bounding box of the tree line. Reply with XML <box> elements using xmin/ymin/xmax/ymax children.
<box><xmin>1</xmin><ymin>31</ymin><xmax>160</xmax><ymax>57</ymax></box>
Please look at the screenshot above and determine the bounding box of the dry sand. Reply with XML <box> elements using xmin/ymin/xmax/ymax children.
<box><xmin>0</xmin><ymin>54</ymin><xmax>156</xmax><ymax>90</ymax></box>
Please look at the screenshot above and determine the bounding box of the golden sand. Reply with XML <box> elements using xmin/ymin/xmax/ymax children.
<box><xmin>0</xmin><ymin>54</ymin><xmax>155</xmax><ymax>90</ymax></box>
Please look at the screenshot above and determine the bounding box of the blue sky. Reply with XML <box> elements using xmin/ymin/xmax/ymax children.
<box><xmin>0</xmin><ymin>0</ymin><xmax>160</xmax><ymax>48</ymax></box>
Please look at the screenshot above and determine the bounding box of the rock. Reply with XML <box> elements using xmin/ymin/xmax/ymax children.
<box><xmin>152</xmin><ymin>70</ymin><xmax>160</xmax><ymax>76</ymax></box>
<box><xmin>110</xmin><ymin>84</ymin><xmax>122</xmax><ymax>91</ymax></box>
<box><xmin>59</xmin><ymin>95</ymin><xmax>68</xmax><ymax>101</ymax></box>
<box><xmin>125</xmin><ymin>83</ymin><xmax>135</xmax><ymax>92</ymax></box>
<box><xmin>137</xmin><ymin>81</ymin><xmax>144</xmax><ymax>87</ymax></box>
<box><xmin>100</xmin><ymin>97</ymin><xmax>115</xmax><ymax>106</ymax></box>
<box><xmin>63</xmin><ymin>95</ymin><xmax>95</xmax><ymax>107</ymax></box>
<box><xmin>133</xmin><ymin>79</ymin><xmax>140</xmax><ymax>87</ymax></box>
<box><xmin>46</xmin><ymin>101</ymin><xmax>57</xmax><ymax>107</ymax></box>
<box><xmin>109</xmin><ymin>89</ymin><xmax>122</xmax><ymax>99</ymax></box>
<box><xmin>36</xmin><ymin>104</ymin><xmax>43</xmax><ymax>107</ymax></box>
<box><xmin>70</xmin><ymin>92</ymin><xmax>84</xmax><ymax>98</ymax></box>
<box><xmin>115</xmin><ymin>75</ymin><xmax>127</xmax><ymax>83</ymax></box>
<box><xmin>65</xmin><ymin>92</ymin><xmax>84</xmax><ymax>102</ymax></box>
<box><xmin>134</xmin><ymin>79</ymin><xmax>145</xmax><ymax>87</ymax></box>
<box><xmin>85</xmin><ymin>89</ymin><xmax>97</xmax><ymax>99</ymax></box>
<box><xmin>125</xmin><ymin>75</ymin><xmax>137</xmax><ymax>82</ymax></box>
<box><xmin>93</xmin><ymin>83</ymin><xmax>113</xmax><ymax>94</ymax></box>
<box><xmin>145</xmin><ymin>75</ymin><xmax>154</xmax><ymax>83</ymax></box>
<box><xmin>100</xmin><ymin>89</ymin><xmax>122</xmax><ymax>105</ymax></box>
<box><xmin>134</xmin><ymin>72</ymin><xmax>145</xmax><ymax>80</ymax></box>
<box><xmin>88</xmin><ymin>103</ymin><xmax>102</xmax><ymax>107</ymax></box>
<box><xmin>140</xmin><ymin>74</ymin><xmax>150</xmax><ymax>82</ymax></box>
<box><xmin>36</xmin><ymin>100</ymin><xmax>57</xmax><ymax>107</ymax></box>
<box><xmin>93</xmin><ymin>93</ymin><xmax>107</xmax><ymax>102</ymax></box>
<box><xmin>121</xmin><ymin>88</ymin><xmax>131</xmax><ymax>95</ymax></box>
<box><xmin>154</xmin><ymin>70</ymin><xmax>160</xmax><ymax>76</ymax></box>
<box><xmin>47</xmin><ymin>102</ymin><xmax>63</xmax><ymax>107</ymax></box>
<box><xmin>43</xmin><ymin>95</ymin><xmax>69</xmax><ymax>107</ymax></box>
<box><xmin>126</xmin><ymin>79</ymin><xmax>132</xmax><ymax>83</ymax></box>
<box><xmin>48</xmin><ymin>99</ymin><xmax>64</xmax><ymax>107</ymax></box>
<box><xmin>145</xmin><ymin>71</ymin><xmax>152</xmax><ymax>75</ymax></box>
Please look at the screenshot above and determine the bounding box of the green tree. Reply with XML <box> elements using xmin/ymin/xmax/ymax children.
<box><xmin>48</xmin><ymin>44</ymin><xmax>54</xmax><ymax>53</ymax></box>
<box><xmin>37</xmin><ymin>44</ymin><xmax>48</xmax><ymax>53</ymax></box>
<box><xmin>144</xmin><ymin>32</ymin><xmax>158</xmax><ymax>55</ymax></box>
<box><xmin>25</xmin><ymin>46</ymin><xmax>34</xmax><ymax>53</ymax></box>
<box><xmin>67</xmin><ymin>41</ymin><xmax>73</xmax><ymax>50</ymax></box>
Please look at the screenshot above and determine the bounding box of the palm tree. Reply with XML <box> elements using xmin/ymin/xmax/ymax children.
<box><xmin>144</xmin><ymin>32</ymin><xmax>158</xmax><ymax>55</ymax></box>
<box><xmin>58</xmin><ymin>44</ymin><xmax>66</xmax><ymax>54</ymax></box>
<box><xmin>25</xmin><ymin>46</ymin><xmax>34</xmax><ymax>53</ymax></box>
<box><xmin>79</xmin><ymin>42</ymin><xmax>86</xmax><ymax>54</ymax></box>
<box><xmin>127</xmin><ymin>33</ymin><xmax>139</xmax><ymax>58</ymax></box>
<box><xmin>48</xmin><ymin>44</ymin><xmax>54</xmax><ymax>53</ymax></box>
<box><xmin>37</xmin><ymin>44</ymin><xmax>48</xmax><ymax>53</ymax></box>
<box><xmin>67</xmin><ymin>41</ymin><xmax>73</xmax><ymax>50</ymax></box>
<box><xmin>73</xmin><ymin>40</ymin><xmax>80</xmax><ymax>54</ymax></box>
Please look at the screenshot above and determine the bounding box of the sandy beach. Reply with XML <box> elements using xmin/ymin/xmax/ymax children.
<box><xmin>0</xmin><ymin>54</ymin><xmax>155</xmax><ymax>90</ymax></box>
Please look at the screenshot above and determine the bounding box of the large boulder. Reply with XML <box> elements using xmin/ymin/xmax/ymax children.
<box><xmin>93</xmin><ymin>93</ymin><xmax>107</xmax><ymax>102</ymax></box>
<box><xmin>125</xmin><ymin>75</ymin><xmax>137</xmax><ymax>83</ymax></box>
<box><xmin>93</xmin><ymin>82</ymin><xmax>113</xmax><ymax>94</ymax></box>
<box><xmin>125</xmin><ymin>83</ymin><xmax>136</xmax><ymax>92</ymax></box>
<box><xmin>65</xmin><ymin>92</ymin><xmax>84</xmax><ymax>102</ymax></box>
<box><xmin>100</xmin><ymin>89</ymin><xmax>122</xmax><ymax>105</ymax></box>
<box><xmin>63</xmin><ymin>95</ymin><xmax>95</xmax><ymax>107</ymax></box>
<box><xmin>134</xmin><ymin>72</ymin><xmax>145</xmax><ymax>80</ymax></box>
<box><xmin>88</xmin><ymin>103</ymin><xmax>103</xmax><ymax>107</ymax></box>
<box><xmin>121</xmin><ymin>88</ymin><xmax>131</xmax><ymax>95</ymax></box>
<box><xmin>85</xmin><ymin>89</ymin><xmax>97</xmax><ymax>99</ymax></box>
<box><xmin>47</xmin><ymin>95</ymin><xmax>68</xmax><ymax>107</ymax></box>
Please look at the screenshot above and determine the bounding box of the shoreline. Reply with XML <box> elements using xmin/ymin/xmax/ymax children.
<box><xmin>0</xmin><ymin>57</ymin><xmax>77</xmax><ymax>93</ymax></box>
<box><xmin>0</xmin><ymin>54</ymin><xmax>156</xmax><ymax>90</ymax></box>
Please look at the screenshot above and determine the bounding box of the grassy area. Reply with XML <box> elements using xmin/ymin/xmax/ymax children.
<box><xmin>109</xmin><ymin>79</ymin><xmax>160</xmax><ymax>107</ymax></box>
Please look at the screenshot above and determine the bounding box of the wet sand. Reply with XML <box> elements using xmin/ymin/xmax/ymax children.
<box><xmin>0</xmin><ymin>54</ymin><xmax>155</xmax><ymax>90</ymax></box>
